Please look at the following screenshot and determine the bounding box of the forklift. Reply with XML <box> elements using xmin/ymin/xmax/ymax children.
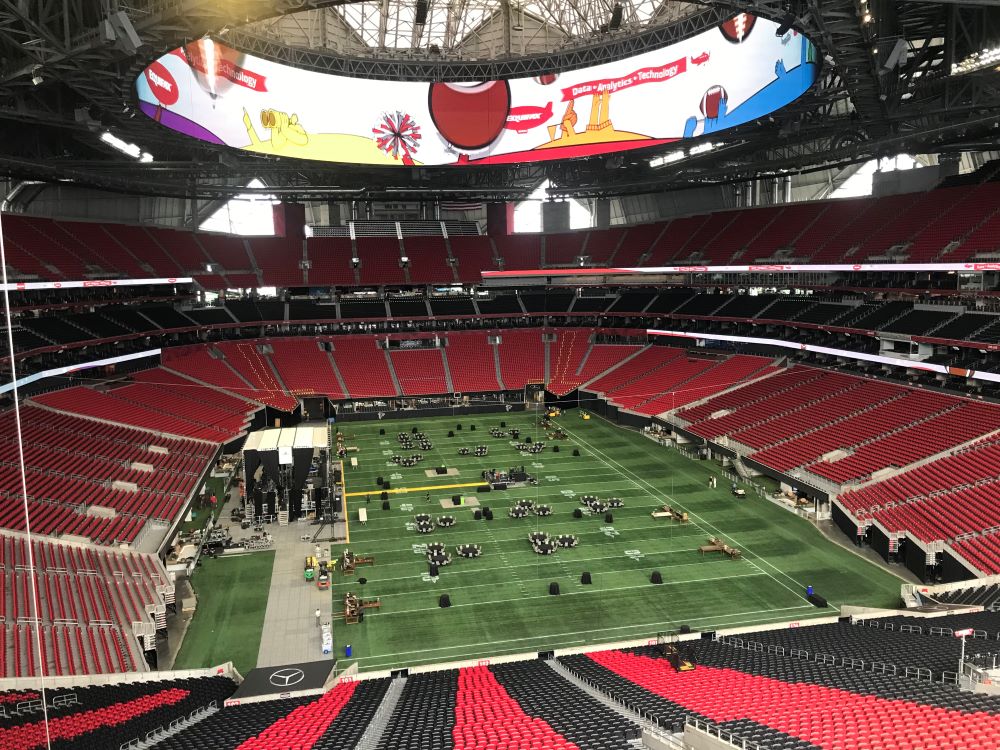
<box><xmin>304</xmin><ymin>555</ymin><xmax>317</xmax><ymax>582</ymax></box>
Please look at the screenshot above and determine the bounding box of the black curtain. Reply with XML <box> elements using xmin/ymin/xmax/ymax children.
<box><xmin>290</xmin><ymin>447</ymin><xmax>313</xmax><ymax>518</ymax></box>
<box><xmin>260</xmin><ymin>451</ymin><xmax>282</xmax><ymax>488</ymax></box>
<box><xmin>244</xmin><ymin>449</ymin><xmax>261</xmax><ymax>496</ymax></box>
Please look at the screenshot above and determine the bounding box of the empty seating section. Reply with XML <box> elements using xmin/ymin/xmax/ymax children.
<box><xmin>7</xmin><ymin>184</ymin><xmax>1000</xmax><ymax>288</ymax></box>
<box><xmin>496</xmin><ymin>330</ymin><xmax>545</xmax><ymax>389</ymax></box>
<box><xmin>576</xmin><ymin>344</ymin><xmax>643</xmax><ymax>387</ymax></box>
<box><xmin>267</xmin><ymin>339</ymin><xmax>345</xmax><ymax>398</ymax></box>
<box><xmin>544</xmin><ymin>232</ymin><xmax>587</xmax><ymax>266</ymax></box>
<box><xmin>839</xmin><ymin>438</ymin><xmax>1000</xmax><ymax>517</ymax></box>
<box><xmin>215</xmin><ymin>342</ymin><xmax>298</xmax><ymax>411</ymax></box>
<box><xmin>0</xmin><ymin>532</ymin><xmax>169</xmax><ymax>677</ymax></box>
<box><xmin>494</xmin><ymin>235</ymin><xmax>542</xmax><ymax>269</ymax></box>
<box><xmin>584</xmin><ymin>346</ymin><xmax>674</xmax><ymax>395</ymax></box>
<box><xmin>378</xmin><ymin>670</ymin><xmax>456</xmax><ymax>750</ymax></box>
<box><xmin>684</xmin><ymin>369</ymin><xmax>856</xmax><ymax>439</ymax></box>
<box><xmin>389</xmin><ymin>348</ymin><xmax>449</xmax><ymax>395</ymax></box>
<box><xmin>876</xmin><ymin>488</ymin><xmax>1000</xmax><ymax>547</ymax></box>
<box><xmin>631</xmin><ymin>355</ymin><xmax>774</xmax><ymax>416</ymax></box>
<box><xmin>581</xmin><ymin>228</ymin><xmax>624</xmax><ymax>264</ymax></box>
<box><xmin>33</xmin><ymin>386</ymin><xmax>238</xmax><ymax>442</ymax></box>
<box><xmin>449</xmin><ymin>236</ymin><xmax>497</xmax><ymax>282</ymax></box>
<box><xmin>306</xmin><ymin>237</ymin><xmax>357</xmax><ymax>285</ymax></box>
<box><xmin>488</xmin><ymin>661</ymin><xmax>639</xmax><ymax>750</ymax></box>
<box><xmin>953</xmin><ymin>534</ymin><xmax>1000</xmax><ymax>575</ymax></box>
<box><xmin>356</xmin><ymin>237</ymin><xmax>405</xmax><ymax>285</ymax></box>
<box><xmin>731</xmin><ymin>380</ymin><xmax>900</xmax><ymax>450</ymax></box>
<box><xmin>612</xmin><ymin>223</ymin><xmax>662</xmax><ymax>266</ymax></box>
<box><xmin>404</xmin><ymin>236</ymin><xmax>454</xmax><ymax>283</ymax></box>
<box><xmin>162</xmin><ymin>347</ymin><xmax>261</xmax><ymax>400</ymax></box>
<box><xmin>445</xmin><ymin>332</ymin><xmax>501</xmax><ymax>392</ymax></box>
<box><xmin>159</xmin><ymin>677</ymin><xmax>389</xmax><ymax>750</ymax></box>
<box><xmin>546</xmin><ymin>329</ymin><xmax>593</xmax><ymax>395</ymax></box>
<box><xmin>807</xmin><ymin>400</ymin><xmax>999</xmax><ymax>484</ymax></box>
<box><xmin>0</xmin><ymin>403</ymin><xmax>212</xmax><ymax>540</ymax></box>
<box><xmin>564</xmin><ymin>638</ymin><xmax>1000</xmax><ymax>750</ymax></box>
<box><xmin>871</xmin><ymin>612</ymin><xmax>1000</xmax><ymax>639</ymax></box>
<box><xmin>750</xmin><ymin>388</ymin><xmax>948</xmax><ymax>472</ymax></box>
<box><xmin>331</xmin><ymin>337</ymin><xmax>400</xmax><ymax>398</ymax></box>
<box><xmin>611</xmin><ymin>357</ymin><xmax>715</xmax><ymax>412</ymax></box>
<box><xmin>250</xmin><ymin>237</ymin><xmax>305</xmax><ymax>287</ymax></box>
<box><xmin>5</xmin><ymin>675</ymin><xmax>235</xmax><ymax>749</ymax></box>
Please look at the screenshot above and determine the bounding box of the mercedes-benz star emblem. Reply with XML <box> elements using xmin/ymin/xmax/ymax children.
<box><xmin>269</xmin><ymin>668</ymin><xmax>305</xmax><ymax>687</ymax></box>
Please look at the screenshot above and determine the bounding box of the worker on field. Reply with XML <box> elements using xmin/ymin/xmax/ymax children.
<box><xmin>315</xmin><ymin>607</ymin><xmax>322</xmax><ymax>626</ymax></box>
<box><xmin>426</xmin><ymin>492</ymin><xmax>431</xmax><ymax>504</ymax></box>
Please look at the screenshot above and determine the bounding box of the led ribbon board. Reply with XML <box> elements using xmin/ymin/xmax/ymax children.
<box><xmin>136</xmin><ymin>14</ymin><xmax>817</xmax><ymax>167</ymax></box>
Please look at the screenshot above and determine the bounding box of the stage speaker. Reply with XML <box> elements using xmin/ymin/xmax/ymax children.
<box><xmin>500</xmin><ymin>421</ymin><xmax>506</xmax><ymax>427</ymax></box>
<box><xmin>604</xmin><ymin>512</ymin><xmax>613</xmax><ymax>523</ymax></box>
<box><xmin>412</xmin><ymin>426</ymin><xmax>419</xmax><ymax>433</ymax></box>
<box><xmin>358</xmin><ymin>577</ymin><xmax>367</xmax><ymax>585</ymax></box>
<box><xmin>483</xmin><ymin>509</ymin><xmax>494</xmax><ymax>521</ymax></box>
<box><xmin>494</xmin><ymin>482</ymin><xmax>507</xmax><ymax>490</ymax></box>
<box><xmin>380</xmin><ymin>491</ymin><xmax>388</xmax><ymax>500</ymax></box>
<box><xmin>452</xmin><ymin>496</ymin><xmax>461</xmax><ymax>506</ymax></box>
<box><xmin>414</xmin><ymin>0</ymin><xmax>428</xmax><ymax>25</ymax></box>
<box><xmin>523</xmin><ymin>435</ymin><xmax>531</xmax><ymax>443</ymax></box>
<box><xmin>377</xmin><ymin>476</ymin><xmax>384</xmax><ymax>486</ymax></box>
<box><xmin>609</xmin><ymin>3</ymin><xmax>623</xmax><ymax>30</ymax></box>
<box><xmin>429</xmin><ymin>564</ymin><xmax>439</xmax><ymax>577</ymax></box>
<box><xmin>470</xmin><ymin>424</ymin><xmax>476</xmax><ymax>431</ymax></box>
<box><xmin>581</xmin><ymin>571</ymin><xmax>592</xmax><ymax>584</ymax></box>
<box><xmin>448</xmin><ymin>430</ymin><xmax>454</xmax><ymax>437</ymax></box>
<box><xmin>679</xmin><ymin>624</ymin><xmax>691</xmax><ymax>634</ymax></box>
<box><xmin>436</xmin><ymin>466</ymin><xmax>448</xmax><ymax>475</ymax></box>
<box><xmin>650</xmin><ymin>571</ymin><xmax>663</xmax><ymax>584</ymax></box>
<box><xmin>573</xmin><ymin>508</ymin><xmax>583</xmax><ymax>518</ymax></box>
<box><xmin>807</xmin><ymin>593</ymin><xmax>828</xmax><ymax>608</ymax></box>
<box><xmin>379</xmin><ymin>428</ymin><xmax>385</xmax><ymax>435</ymax></box>
<box><xmin>383</xmin><ymin>481</ymin><xmax>390</xmax><ymax>490</ymax></box>
<box><xmin>478</xmin><ymin>484</ymin><xmax>491</xmax><ymax>492</ymax></box>
<box><xmin>457</xmin><ymin>424</ymin><xmax>462</xmax><ymax>430</ymax></box>
<box><xmin>573</xmin><ymin>449</ymin><xmax>580</xmax><ymax>456</ymax></box>
<box><xmin>439</xmin><ymin>593</ymin><xmax>451</xmax><ymax>608</ymax></box>
<box><xmin>474</xmin><ymin>510</ymin><xmax>483</xmax><ymax>520</ymax></box>
<box><xmin>553</xmin><ymin>446</ymin><xmax>560</xmax><ymax>453</ymax></box>
<box><xmin>382</xmin><ymin>500</ymin><xmax>390</xmax><ymax>510</ymax></box>
<box><xmin>548</xmin><ymin>582</ymin><xmax>560</xmax><ymax>596</ymax></box>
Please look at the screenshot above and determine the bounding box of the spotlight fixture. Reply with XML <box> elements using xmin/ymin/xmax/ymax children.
<box><xmin>775</xmin><ymin>11</ymin><xmax>796</xmax><ymax>36</ymax></box>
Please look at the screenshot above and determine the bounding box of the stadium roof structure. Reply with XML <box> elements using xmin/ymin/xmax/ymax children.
<box><xmin>0</xmin><ymin>0</ymin><xmax>999</xmax><ymax>200</ymax></box>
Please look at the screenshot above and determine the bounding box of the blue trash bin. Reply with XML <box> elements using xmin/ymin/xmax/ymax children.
<box><xmin>806</xmin><ymin>585</ymin><xmax>814</xmax><ymax>597</ymax></box>
<box><xmin>345</xmin><ymin>644</ymin><xmax>353</xmax><ymax>658</ymax></box>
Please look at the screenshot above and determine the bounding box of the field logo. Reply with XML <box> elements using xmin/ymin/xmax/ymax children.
<box><xmin>379</xmin><ymin>440</ymin><xmax>390</xmax><ymax>446</ymax></box>
<box><xmin>405</xmin><ymin>523</ymin><xmax>418</xmax><ymax>532</ymax></box>
<box><xmin>411</xmin><ymin>543</ymin><xmax>428</xmax><ymax>554</ymax></box>
<box><xmin>390</xmin><ymin>472</ymin><xmax>403</xmax><ymax>480</ymax></box>
<box><xmin>624</xmin><ymin>549</ymin><xmax>644</xmax><ymax>560</ymax></box>
<box><xmin>600</xmin><ymin>526</ymin><xmax>620</xmax><ymax>538</ymax></box>
<box><xmin>545</xmin><ymin>475</ymin><xmax>560</xmax><ymax>483</ymax></box>
<box><xmin>421</xmin><ymin>573</ymin><xmax>439</xmax><ymax>583</ymax></box>
<box><xmin>531</xmin><ymin>462</ymin><xmax>544</xmax><ymax>468</ymax></box>
<box><xmin>382</xmin><ymin>449</ymin><xmax>393</xmax><ymax>456</ymax></box>
<box><xmin>399</xmin><ymin>503</ymin><xmax>413</xmax><ymax>512</ymax></box>
<box><xmin>560</xmin><ymin>489</ymin><xmax>577</xmax><ymax>497</ymax></box>
<box><xmin>269</xmin><ymin>668</ymin><xmax>305</xmax><ymax>688</ymax></box>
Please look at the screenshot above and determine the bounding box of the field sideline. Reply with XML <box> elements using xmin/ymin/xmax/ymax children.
<box><xmin>328</xmin><ymin>410</ymin><xmax>903</xmax><ymax>672</ymax></box>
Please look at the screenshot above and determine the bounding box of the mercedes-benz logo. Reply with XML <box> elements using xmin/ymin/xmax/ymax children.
<box><xmin>269</xmin><ymin>668</ymin><xmax>305</xmax><ymax>687</ymax></box>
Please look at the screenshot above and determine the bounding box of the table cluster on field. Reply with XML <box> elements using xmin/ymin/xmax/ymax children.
<box><xmin>328</xmin><ymin>413</ymin><xmax>903</xmax><ymax>671</ymax></box>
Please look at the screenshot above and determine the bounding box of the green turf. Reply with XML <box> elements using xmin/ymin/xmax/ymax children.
<box><xmin>330</xmin><ymin>411</ymin><xmax>903</xmax><ymax>672</ymax></box>
<box><xmin>173</xmin><ymin>551</ymin><xmax>274</xmax><ymax>676</ymax></box>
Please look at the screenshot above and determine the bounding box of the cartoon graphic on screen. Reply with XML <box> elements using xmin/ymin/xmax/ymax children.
<box><xmin>372</xmin><ymin>111</ymin><xmax>422</xmax><ymax>165</ymax></box>
<box><xmin>136</xmin><ymin>14</ymin><xmax>818</xmax><ymax>167</ymax></box>
<box><xmin>241</xmin><ymin>107</ymin><xmax>416</xmax><ymax>164</ymax></box>
<box><xmin>428</xmin><ymin>81</ymin><xmax>511</xmax><ymax>151</ymax></box>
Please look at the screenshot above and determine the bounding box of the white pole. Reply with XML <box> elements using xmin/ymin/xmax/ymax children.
<box><xmin>959</xmin><ymin>634</ymin><xmax>966</xmax><ymax>677</ymax></box>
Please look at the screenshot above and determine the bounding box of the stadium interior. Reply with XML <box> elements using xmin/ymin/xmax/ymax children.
<box><xmin>6</xmin><ymin>2</ymin><xmax>1000</xmax><ymax>750</ymax></box>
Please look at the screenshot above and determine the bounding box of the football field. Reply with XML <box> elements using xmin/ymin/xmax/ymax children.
<box><xmin>330</xmin><ymin>410</ymin><xmax>902</xmax><ymax>672</ymax></box>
